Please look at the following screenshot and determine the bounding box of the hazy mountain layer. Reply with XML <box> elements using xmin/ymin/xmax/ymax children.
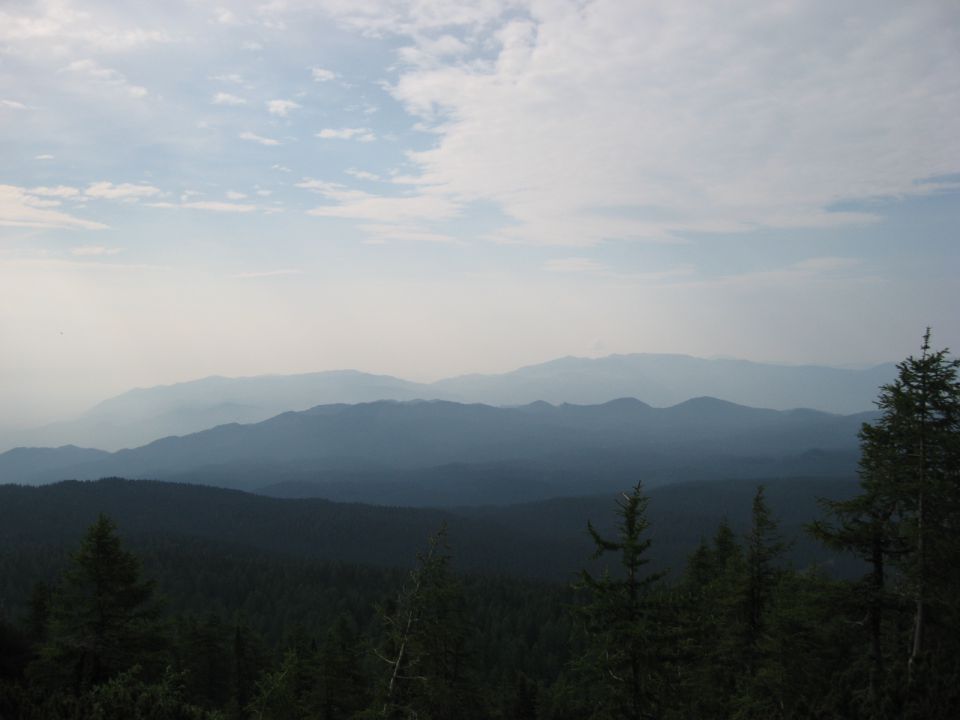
<box><xmin>0</xmin><ymin>354</ymin><xmax>894</xmax><ymax>452</ymax></box>
<box><xmin>0</xmin><ymin>398</ymin><xmax>872</xmax><ymax>502</ymax></box>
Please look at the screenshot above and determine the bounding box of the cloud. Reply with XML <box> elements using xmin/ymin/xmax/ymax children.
<box><xmin>182</xmin><ymin>200</ymin><xmax>256</xmax><ymax>213</ymax></box>
<box><xmin>225</xmin><ymin>191</ymin><xmax>248</xmax><ymax>200</ymax></box>
<box><xmin>356</xmin><ymin>224</ymin><xmax>456</xmax><ymax>244</ymax></box>
<box><xmin>71</xmin><ymin>245</ymin><xmax>123</xmax><ymax>256</ymax></box>
<box><xmin>213</xmin><ymin>92</ymin><xmax>246</xmax><ymax>106</ymax></box>
<box><xmin>267</xmin><ymin>99</ymin><xmax>301</xmax><ymax>117</ymax></box>
<box><xmin>1</xmin><ymin>99</ymin><xmax>29</xmax><ymax>110</ymax></box>
<box><xmin>320</xmin><ymin>0</ymin><xmax>960</xmax><ymax>246</ymax></box>
<box><xmin>0</xmin><ymin>2</ymin><xmax>170</xmax><ymax>54</ymax></box>
<box><xmin>0</xmin><ymin>185</ymin><xmax>106</xmax><ymax>230</ymax></box>
<box><xmin>316</xmin><ymin>127</ymin><xmax>375</xmax><ymax>141</ymax></box>
<box><xmin>346</xmin><ymin>169</ymin><xmax>381</xmax><ymax>181</ymax></box>
<box><xmin>62</xmin><ymin>59</ymin><xmax>147</xmax><ymax>98</ymax></box>
<box><xmin>299</xmin><ymin>178</ymin><xmax>459</xmax><ymax>237</ymax></box>
<box><xmin>34</xmin><ymin>155</ymin><xmax>55</xmax><ymax>161</ymax></box>
<box><xmin>29</xmin><ymin>186</ymin><xmax>81</xmax><ymax>198</ymax></box>
<box><xmin>85</xmin><ymin>182</ymin><xmax>161</xmax><ymax>201</ymax></box>
<box><xmin>239</xmin><ymin>131</ymin><xmax>281</xmax><ymax>146</ymax></box>
<box><xmin>311</xmin><ymin>67</ymin><xmax>336</xmax><ymax>82</ymax></box>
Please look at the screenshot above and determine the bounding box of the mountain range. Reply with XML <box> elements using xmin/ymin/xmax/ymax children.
<box><xmin>0</xmin><ymin>353</ymin><xmax>894</xmax><ymax>452</ymax></box>
<box><xmin>0</xmin><ymin>397</ymin><xmax>873</xmax><ymax>504</ymax></box>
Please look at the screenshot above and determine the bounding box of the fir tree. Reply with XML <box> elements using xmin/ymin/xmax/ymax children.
<box><xmin>577</xmin><ymin>482</ymin><xmax>665</xmax><ymax>720</ymax></box>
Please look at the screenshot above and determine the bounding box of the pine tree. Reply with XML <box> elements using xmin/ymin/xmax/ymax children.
<box><xmin>30</xmin><ymin>514</ymin><xmax>163</xmax><ymax>695</ymax></box>
<box><xmin>365</xmin><ymin>524</ymin><xmax>476</xmax><ymax>720</ymax></box>
<box><xmin>577</xmin><ymin>482</ymin><xmax>665</xmax><ymax>720</ymax></box>
<box><xmin>812</xmin><ymin>330</ymin><xmax>960</xmax><ymax>716</ymax></box>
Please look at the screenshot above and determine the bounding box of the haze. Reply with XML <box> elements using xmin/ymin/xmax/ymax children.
<box><xmin>1</xmin><ymin>0</ymin><xmax>958</xmax><ymax>427</ymax></box>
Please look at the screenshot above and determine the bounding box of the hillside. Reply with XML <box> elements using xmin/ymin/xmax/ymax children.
<box><xmin>0</xmin><ymin>353</ymin><xmax>894</xmax><ymax>452</ymax></box>
<box><xmin>0</xmin><ymin>399</ymin><xmax>872</xmax><ymax>503</ymax></box>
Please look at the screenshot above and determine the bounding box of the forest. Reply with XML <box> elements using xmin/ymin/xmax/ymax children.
<box><xmin>0</xmin><ymin>338</ymin><xmax>958</xmax><ymax>719</ymax></box>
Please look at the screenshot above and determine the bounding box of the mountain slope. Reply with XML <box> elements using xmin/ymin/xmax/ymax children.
<box><xmin>0</xmin><ymin>354</ymin><xmax>894</xmax><ymax>452</ymax></box>
<box><xmin>0</xmin><ymin>476</ymin><xmax>862</xmax><ymax>582</ymax></box>
<box><xmin>0</xmin><ymin>399</ymin><xmax>872</xmax><ymax>502</ymax></box>
<box><xmin>434</xmin><ymin>353</ymin><xmax>895</xmax><ymax>413</ymax></box>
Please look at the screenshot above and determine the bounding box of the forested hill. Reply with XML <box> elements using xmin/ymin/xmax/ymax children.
<box><xmin>0</xmin><ymin>399</ymin><xmax>872</xmax><ymax>499</ymax></box>
<box><xmin>0</xmin><ymin>476</ymin><xmax>860</xmax><ymax>591</ymax></box>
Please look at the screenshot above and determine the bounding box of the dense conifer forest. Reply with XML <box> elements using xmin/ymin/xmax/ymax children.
<box><xmin>1</xmin><ymin>337</ymin><xmax>958</xmax><ymax>719</ymax></box>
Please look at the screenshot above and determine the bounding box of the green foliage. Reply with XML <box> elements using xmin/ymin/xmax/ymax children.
<box><xmin>577</xmin><ymin>482</ymin><xmax>666</xmax><ymax>720</ymax></box>
<box><xmin>365</xmin><ymin>525</ymin><xmax>478</xmax><ymax>720</ymax></box>
<box><xmin>29</xmin><ymin>514</ymin><xmax>163</xmax><ymax>695</ymax></box>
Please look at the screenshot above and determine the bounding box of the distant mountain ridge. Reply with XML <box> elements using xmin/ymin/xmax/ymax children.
<box><xmin>0</xmin><ymin>397</ymin><xmax>873</xmax><ymax>502</ymax></box>
<box><xmin>0</xmin><ymin>353</ymin><xmax>894</xmax><ymax>452</ymax></box>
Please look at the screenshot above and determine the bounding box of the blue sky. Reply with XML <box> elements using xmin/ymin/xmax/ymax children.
<box><xmin>1</xmin><ymin>0</ymin><xmax>959</xmax><ymax>425</ymax></box>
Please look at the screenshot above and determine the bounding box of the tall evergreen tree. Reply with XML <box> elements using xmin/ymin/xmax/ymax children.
<box><xmin>365</xmin><ymin>525</ymin><xmax>476</xmax><ymax>720</ymax></box>
<box><xmin>29</xmin><ymin>514</ymin><xmax>163</xmax><ymax>695</ymax></box>
<box><xmin>813</xmin><ymin>330</ymin><xmax>960</xmax><ymax>717</ymax></box>
<box><xmin>577</xmin><ymin>482</ymin><xmax>665</xmax><ymax>720</ymax></box>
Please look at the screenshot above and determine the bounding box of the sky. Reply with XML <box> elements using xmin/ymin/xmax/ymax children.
<box><xmin>1</xmin><ymin>0</ymin><xmax>959</xmax><ymax>427</ymax></box>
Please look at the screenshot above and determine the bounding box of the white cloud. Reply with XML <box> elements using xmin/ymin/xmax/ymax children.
<box><xmin>213</xmin><ymin>92</ymin><xmax>246</xmax><ymax>106</ymax></box>
<box><xmin>316</xmin><ymin>127</ymin><xmax>375</xmax><ymax>142</ymax></box>
<box><xmin>311</xmin><ymin>67</ymin><xmax>336</xmax><ymax>82</ymax></box>
<box><xmin>71</xmin><ymin>245</ymin><xmax>123</xmax><ymax>256</ymax></box>
<box><xmin>328</xmin><ymin>0</ymin><xmax>960</xmax><ymax>246</ymax></box>
<box><xmin>225</xmin><ymin>191</ymin><xmax>247</xmax><ymax>200</ymax></box>
<box><xmin>29</xmin><ymin>186</ymin><xmax>80</xmax><ymax>198</ymax></box>
<box><xmin>1</xmin><ymin>99</ymin><xmax>29</xmax><ymax>110</ymax></box>
<box><xmin>211</xmin><ymin>73</ymin><xmax>245</xmax><ymax>84</ymax></box>
<box><xmin>0</xmin><ymin>185</ymin><xmax>106</xmax><ymax>230</ymax></box>
<box><xmin>300</xmin><ymin>178</ymin><xmax>458</xmax><ymax>225</ymax></box>
<box><xmin>183</xmin><ymin>201</ymin><xmax>256</xmax><ymax>213</ymax></box>
<box><xmin>346</xmin><ymin>168</ymin><xmax>381</xmax><ymax>181</ymax></box>
<box><xmin>62</xmin><ymin>59</ymin><xmax>147</xmax><ymax>98</ymax></box>
<box><xmin>271</xmin><ymin>164</ymin><xmax>292</xmax><ymax>172</ymax></box>
<box><xmin>85</xmin><ymin>182</ymin><xmax>161</xmax><ymax>201</ymax></box>
<box><xmin>35</xmin><ymin>155</ymin><xmax>55</xmax><ymax>161</ymax></box>
<box><xmin>267</xmin><ymin>99</ymin><xmax>301</xmax><ymax>117</ymax></box>
<box><xmin>239</xmin><ymin>131</ymin><xmax>280</xmax><ymax>146</ymax></box>
<box><xmin>214</xmin><ymin>7</ymin><xmax>240</xmax><ymax>25</ymax></box>
<box><xmin>0</xmin><ymin>2</ymin><xmax>170</xmax><ymax>55</ymax></box>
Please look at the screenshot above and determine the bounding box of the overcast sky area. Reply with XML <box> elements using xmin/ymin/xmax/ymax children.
<box><xmin>1</xmin><ymin>0</ymin><xmax>959</xmax><ymax>426</ymax></box>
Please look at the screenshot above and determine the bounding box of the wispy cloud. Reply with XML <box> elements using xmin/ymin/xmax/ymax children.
<box><xmin>0</xmin><ymin>185</ymin><xmax>106</xmax><ymax>230</ymax></box>
<box><xmin>311</xmin><ymin>67</ymin><xmax>336</xmax><ymax>82</ymax></box>
<box><xmin>267</xmin><ymin>99</ymin><xmax>300</xmax><ymax>117</ymax></box>
<box><xmin>239</xmin><ymin>131</ymin><xmax>281</xmax><ymax>146</ymax></box>
<box><xmin>30</xmin><ymin>186</ymin><xmax>81</xmax><ymax>198</ymax></box>
<box><xmin>85</xmin><ymin>182</ymin><xmax>161</xmax><ymax>201</ymax></box>
<box><xmin>346</xmin><ymin>169</ymin><xmax>381</xmax><ymax>181</ymax></box>
<box><xmin>1</xmin><ymin>99</ymin><xmax>30</xmax><ymax>110</ymax></box>
<box><xmin>316</xmin><ymin>127</ymin><xmax>375</xmax><ymax>142</ymax></box>
<box><xmin>213</xmin><ymin>92</ymin><xmax>246</xmax><ymax>106</ymax></box>
<box><xmin>62</xmin><ymin>59</ymin><xmax>147</xmax><ymax>98</ymax></box>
